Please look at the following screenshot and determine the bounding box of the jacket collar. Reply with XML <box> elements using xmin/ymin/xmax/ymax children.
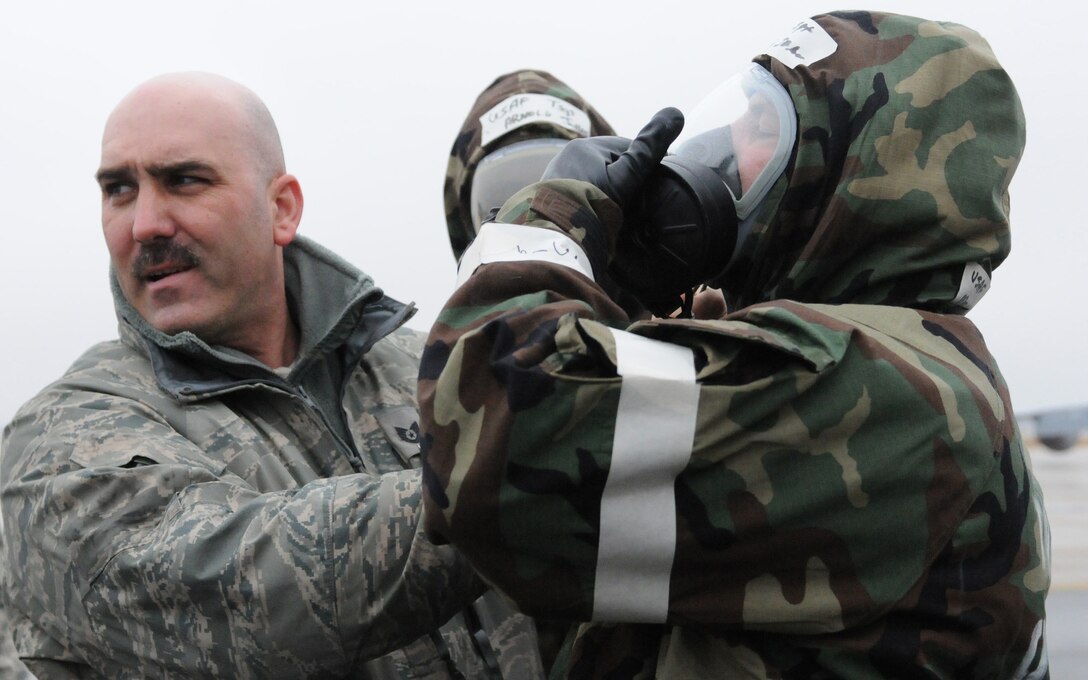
<box><xmin>111</xmin><ymin>235</ymin><xmax>415</xmax><ymax>399</ymax></box>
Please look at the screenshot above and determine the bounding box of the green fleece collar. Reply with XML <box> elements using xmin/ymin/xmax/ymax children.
<box><xmin>111</xmin><ymin>235</ymin><xmax>413</xmax><ymax>397</ymax></box>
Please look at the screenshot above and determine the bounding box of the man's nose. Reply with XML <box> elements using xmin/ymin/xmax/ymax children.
<box><xmin>131</xmin><ymin>188</ymin><xmax>178</xmax><ymax>242</ymax></box>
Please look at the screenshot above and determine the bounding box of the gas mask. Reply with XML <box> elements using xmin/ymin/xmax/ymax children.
<box><xmin>619</xmin><ymin>63</ymin><xmax>797</xmax><ymax>315</ymax></box>
<box><xmin>469</xmin><ymin>138</ymin><xmax>569</xmax><ymax>230</ymax></box>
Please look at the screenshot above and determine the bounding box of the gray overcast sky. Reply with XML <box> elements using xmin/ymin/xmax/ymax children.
<box><xmin>1</xmin><ymin>0</ymin><xmax>1084</xmax><ymax>424</ymax></box>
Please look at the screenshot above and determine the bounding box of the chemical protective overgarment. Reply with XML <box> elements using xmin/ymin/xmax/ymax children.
<box><xmin>419</xmin><ymin>11</ymin><xmax>1049</xmax><ymax>679</ymax></box>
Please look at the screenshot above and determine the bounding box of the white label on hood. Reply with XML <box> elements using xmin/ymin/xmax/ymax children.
<box><xmin>953</xmin><ymin>262</ymin><xmax>991</xmax><ymax>310</ymax></box>
<box><xmin>767</xmin><ymin>19</ymin><xmax>838</xmax><ymax>68</ymax></box>
<box><xmin>479</xmin><ymin>94</ymin><xmax>591</xmax><ymax>147</ymax></box>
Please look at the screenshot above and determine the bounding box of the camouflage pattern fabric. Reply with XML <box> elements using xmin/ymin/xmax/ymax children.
<box><xmin>722</xmin><ymin>10</ymin><xmax>1023</xmax><ymax>313</ymax></box>
<box><xmin>0</xmin><ymin>236</ymin><xmax>543</xmax><ymax>679</ymax></box>
<box><xmin>419</xmin><ymin>11</ymin><xmax>1049</xmax><ymax>679</ymax></box>
<box><xmin>0</xmin><ymin>540</ymin><xmax>36</xmax><ymax>680</ymax></box>
<box><xmin>444</xmin><ymin>69</ymin><xmax>616</xmax><ymax>261</ymax></box>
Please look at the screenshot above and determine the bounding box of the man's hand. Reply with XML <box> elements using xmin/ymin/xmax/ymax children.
<box><xmin>542</xmin><ymin>107</ymin><xmax>685</xmax><ymax>211</ymax></box>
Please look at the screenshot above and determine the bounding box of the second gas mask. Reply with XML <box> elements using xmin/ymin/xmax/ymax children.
<box><xmin>620</xmin><ymin>63</ymin><xmax>797</xmax><ymax>315</ymax></box>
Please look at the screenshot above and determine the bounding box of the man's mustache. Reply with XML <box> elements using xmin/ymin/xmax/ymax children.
<box><xmin>132</xmin><ymin>240</ymin><xmax>200</xmax><ymax>279</ymax></box>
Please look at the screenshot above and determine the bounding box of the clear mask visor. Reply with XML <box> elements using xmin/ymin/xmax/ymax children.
<box><xmin>670</xmin><ymin>63</ymin><xmax>796</xmax><ymax>219</ymax></box>
<box><xmin>469</xmin><ymin>138</ymin><xmax>569</xmax><ymax>231</ymax></box>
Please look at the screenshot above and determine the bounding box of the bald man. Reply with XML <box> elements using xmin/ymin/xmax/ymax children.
<box><xmin>0</xmin><ymin>73</ymin><xmax>542</xmax><ymax>679</ymax></box>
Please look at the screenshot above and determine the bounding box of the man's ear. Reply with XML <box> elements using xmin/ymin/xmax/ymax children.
<box><xmin>270</xmin><ymin>173</ymin><xmax>303</xmax><ymax>246</ymax></box>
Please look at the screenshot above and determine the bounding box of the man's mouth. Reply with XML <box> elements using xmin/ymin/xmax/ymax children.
<box><xmin>132</xmin><ymin>241</ymin><xmax>200</xmax><ymax>284</ymax></box>
<box><xmin>144</xmin><ymin>265</ymin><xmax>193</xmax><ymax>283</ymax></box>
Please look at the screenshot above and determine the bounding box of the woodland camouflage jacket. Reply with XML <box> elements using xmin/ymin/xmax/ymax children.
<box><xmin>420</xmin><ymin>11</ymin><xmax>1050</xmax><ymax>679</ymax></box>
<box><xmin>0</xmin><ymin>237</ymin><xmax>542</xmax><ymax>679</ymax></box>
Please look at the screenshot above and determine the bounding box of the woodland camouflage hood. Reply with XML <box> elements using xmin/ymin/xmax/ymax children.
<box><xmin>720</xmin><ymin>11</ymin><xmax>1024</xmax><ymax>313</ymax></box>
<box><xmin>444</xmin><ymin>69</ymin><xmax>615</xmax><ymax>260</ymax></box>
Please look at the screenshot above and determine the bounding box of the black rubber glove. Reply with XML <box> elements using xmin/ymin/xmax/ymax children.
<box><xmin>541</xmin><ymin>108</ymin><xmax>692</xmax><ymax>316</ymax></box>
<box><xmin>541</xmin><ymin>107</ymin><xmax>685</xmax><ymax>210</ymax></box>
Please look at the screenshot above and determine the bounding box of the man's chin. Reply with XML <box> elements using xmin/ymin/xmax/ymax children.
<box><xmin>132</xmin><ymin>283</ymin><xmax>215</xmax><ymax>337</ymax></box>
<box><xmin>140</xmin><ymin>305</ymin><xmax>214</xmax><ymax>339</ymax></box>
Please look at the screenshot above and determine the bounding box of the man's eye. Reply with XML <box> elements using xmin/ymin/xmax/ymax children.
<box><xmin>103</xmin><ymin>182</ymin><xmax>134</xmax><ymax>198</ymax></box>
<box><xmin>171</xmin><ymin>175</ymin><xmax>205</xmax><ymax>188</ymax></box>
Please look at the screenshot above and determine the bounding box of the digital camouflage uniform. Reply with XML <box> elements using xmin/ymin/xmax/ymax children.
<box><xmin>420</xmin><ymin>11</ymin><xmax>1049</xmax><ymax>679</ymax></box>
<box><xmin>0</xmin><ymin>540</ymin><xmax>35</xmax><ymax>680</ymax></box>
<box><xmin>0</xmin><ymin>236</ymin><xmax>543</xmax><ymax>679</ymax></box>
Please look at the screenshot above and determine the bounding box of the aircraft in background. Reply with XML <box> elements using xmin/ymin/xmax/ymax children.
<box><xmin>1018</xmin><ymin>405</ymin><xmax>1088</xmax><ymax>452</ymax></box>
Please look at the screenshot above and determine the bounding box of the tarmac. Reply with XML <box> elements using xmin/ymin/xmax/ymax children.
<box><xmin>1027</xmin><ymin>442</ymin><xmax>1087</xmax><ymax>678</ymax></box>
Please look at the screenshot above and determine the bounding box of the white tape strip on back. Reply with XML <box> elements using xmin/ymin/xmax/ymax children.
<box><xmin>592</xmin><ymin>329</ymin><xmax>699</xmax><ymax>622</ymax></box>
<box><xmin>456</xmin><ymin>222</ymin><xmax>594</xmax><ymax>286</ymax></box>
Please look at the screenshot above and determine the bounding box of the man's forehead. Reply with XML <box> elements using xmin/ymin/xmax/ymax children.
<box><xmin>106</xmin><ymin>83</ymin><xmax>242</xmax><ymax>136</ymax></box>
<box><xmin>99</xmin><ymin>73</ymin><xmax>283</xmax><ymax>180</ymax></box>
<box><xmin>100</xmin><ymin>92</ymin><xmax>246</xmax><ymax>169</ymax></box>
